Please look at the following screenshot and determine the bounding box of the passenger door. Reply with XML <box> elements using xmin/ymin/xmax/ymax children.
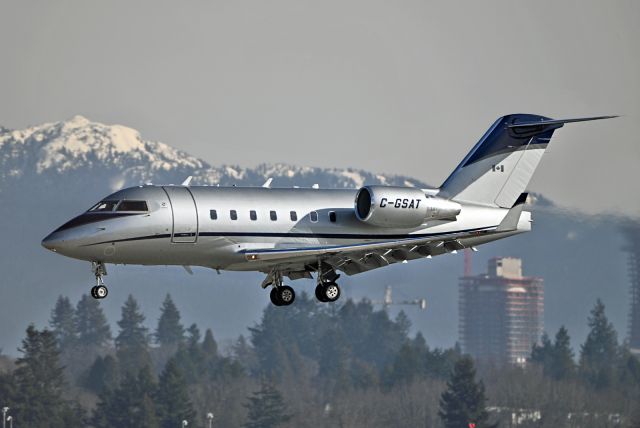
<box><xmin>163</xmin><ymin>186</ymin><xmax>198</xmax><ymax>243</ymax></box>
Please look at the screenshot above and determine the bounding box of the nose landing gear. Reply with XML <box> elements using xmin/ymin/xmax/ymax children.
<box><xmin>90</xmin><ymin>261</ymin><xmax>109</xmax><ymax>299</ymax></box>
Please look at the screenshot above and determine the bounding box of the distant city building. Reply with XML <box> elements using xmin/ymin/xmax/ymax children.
<box><xmin>459</xmin><ymin>257</ymin><xmax>544</xmax><ymax>365</ymax></box>
<box><xmin>622</xmin><ymin>223</ymin><xmax>640</xmax><ymax>355</ymax></box>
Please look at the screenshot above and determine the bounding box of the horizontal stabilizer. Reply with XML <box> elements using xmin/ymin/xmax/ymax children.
<box><xmin>507</xmin><ymin>116</ymin><xmax>618</xmax><ymax>137</ymax></box>
<box><xmin>507</xmin><ymin>115</ymin><xmax>617</xmax><ymax>129</ymax></box>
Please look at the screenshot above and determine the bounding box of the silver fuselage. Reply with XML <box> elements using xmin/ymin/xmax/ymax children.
<box><xmin>41</xmin><ymin>185</ymin><xmax>529</xmax><ymax>273</ymax></box>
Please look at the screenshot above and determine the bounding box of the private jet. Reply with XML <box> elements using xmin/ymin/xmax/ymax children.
<box><xmin>42</xmin><ymin>114</ymin><xmax>614</xmax><ymax>306</ymax></box>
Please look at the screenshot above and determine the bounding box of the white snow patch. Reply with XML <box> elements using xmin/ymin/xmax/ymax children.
<box><xmin>341</xmin><ymin>170</ymin><xmax>365</xmax><ymax>188</ymax></box>
<box><xmin>108</xmin><ymin>125</ymin><xmax>143</xmax><ymax>153</ymax></box>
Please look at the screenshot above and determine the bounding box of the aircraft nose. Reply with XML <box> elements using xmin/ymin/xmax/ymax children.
<box><xmin>41</xmin><ymin>232</ymin><xmax>63</xmax><ymax>252</ymax></box>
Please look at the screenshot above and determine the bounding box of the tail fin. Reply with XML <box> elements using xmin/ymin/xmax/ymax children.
<box><xmin>438</xmin><ymin>114</ymin><xmax>616</xmax><ymax>208</ymax></box>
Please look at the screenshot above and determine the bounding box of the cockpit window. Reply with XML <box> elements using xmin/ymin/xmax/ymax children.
<box><xmin>116</xmin><ymin>200</ymin><xmax>149</xmax><ymax>212</ymax></box>
<box><xmin>89</xmin><ymin>200</ymin><xmax>119</xmax><ymax>212</ymax></box>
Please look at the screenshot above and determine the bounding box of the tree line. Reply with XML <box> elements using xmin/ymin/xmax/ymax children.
<box><xmin>0</xmin><ymin>293</ymin><xmax>639</xmax><ymax>427</ymax></box>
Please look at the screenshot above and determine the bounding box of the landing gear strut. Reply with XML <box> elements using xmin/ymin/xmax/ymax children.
<box><xmin>268</xmin><ymin>271</ymin><xmax>295</xmax><ymax>306</ymax></box>
<box><xmin>90</xmin><ymin>261</ymin><xmax>108</xmax><ymax>299</ymax></box>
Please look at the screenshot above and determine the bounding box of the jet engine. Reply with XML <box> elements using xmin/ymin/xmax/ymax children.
<box><xmin>355</xmin><ymin>185</ymin><xmax>461</xmax><ymax>228</ymax></box>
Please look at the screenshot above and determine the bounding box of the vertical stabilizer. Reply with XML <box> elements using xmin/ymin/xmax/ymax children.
<box><xmin>439</xmin><ymin>114</ymin><xmax>615</xmax><ymax>208</ymax></box>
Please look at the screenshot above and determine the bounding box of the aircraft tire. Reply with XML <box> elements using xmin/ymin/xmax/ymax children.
<box><xmin>315</xmin><ymin>285</ymin><xmax>328</xmax><ymax>302</ymax></box>
<box><xmin>90</xmin><ymin>286</ymin><xmax>98</xmax><ymax>299</ymax></box>
<box><xmin>277</xmin><ymin>285</ymin><xmax>296</xmax><ymax>306</ymax></box>
<box><xmin>269</xmin><ymin>288</ymin><xmax>283</xmax><ymax>306</ymax></box>
<box><xmin>323</xmin><ymin>282</ymin><xmax>341</xmax><ymax>302</ymax></box>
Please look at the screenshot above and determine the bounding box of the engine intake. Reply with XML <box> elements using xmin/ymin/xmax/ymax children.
<box><xmin>355</xmin><ymin>185</ymin><xmax>461</xmax><ymax>228</ymax></box>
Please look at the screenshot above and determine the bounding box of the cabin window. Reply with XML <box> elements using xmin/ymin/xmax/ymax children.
<box><xmin>230</xmin><ymin>210</ymin><xmax>238</xmax><ymax>220</ymax></box>
<box><xmin>89</xmin><ymin>200</ymin><xmax>119</xmax><ymax>212</ymax></box>
<box><xmin>310</xmin><ymin>211</ymin><xmax>318</xmax><ymax>222</ymax></box>
<box><xmin>329</xmin><ymin>211</ymin><xmax>337</xmax><ymax>222</ymax></box>
<box><xmin>250</xmin><ymin>210</ymin><xmax>257</xmax><ymax>221</ymax></box>
<box><xmin>116</xmin><ymin>200</ymin><xmax>148</xmax><ymax>212</ymax></box>
<box><xmin>290</xmin><ymin>211</ymin><xmax>297</xmax><ymax>221</ymax></box>
<box><xmin>210</xmin><ymin>210</ymin><xmax>217</xmax><ymax>220</ymax></box>
<box><xmin>270</xmin><ymin>210</ymin><xmax>277</xmax><ymax>221</ymax></box>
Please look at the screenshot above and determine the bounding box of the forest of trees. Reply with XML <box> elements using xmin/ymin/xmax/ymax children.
<box><xmin>0</xmin><ymin>293</ymin><xmax>639</xmax><ymax>427</ymax></box>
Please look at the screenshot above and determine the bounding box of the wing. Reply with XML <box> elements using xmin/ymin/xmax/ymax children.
<box><xmin>241</xmin><ymin>226</ymin><xmax>494</xmax><ymax>278</ymax></box>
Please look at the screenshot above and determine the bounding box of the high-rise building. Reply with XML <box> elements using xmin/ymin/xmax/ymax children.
<box><xmin>622</xmin><ymin>223</ymin><xmax>640</xmax><ymax>355</ymax></box>
<box><xmin>459</xmin><ymin>257</ymin><xmax>544</xmax><ymax>365</ymax></box>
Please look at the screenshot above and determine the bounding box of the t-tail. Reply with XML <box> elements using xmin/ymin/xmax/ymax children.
<box><xmin>438</xmin><ymin>114</ymin><xmax>616</xmax><ymax>208</ymax></box>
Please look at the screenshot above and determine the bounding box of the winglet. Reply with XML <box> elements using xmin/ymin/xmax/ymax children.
<box><xmin>262</xmin><ymin>177</ymin><xmax>273</xmax><ymax>188</ymax></box>
<box><xmin>496</xmin><ymin>192</ymin><xmax>528</xmax><ymax>232</ymax></box>
<box><xmin>181</xmin><ymin>176</ymin><xmax>193</xmax><ymax>186</ymax></box>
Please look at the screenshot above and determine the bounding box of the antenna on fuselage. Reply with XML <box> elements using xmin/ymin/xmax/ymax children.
<box><xmin>262</xmin><ymin>177</ymin><xmax>273</xmax><ymax>188</ymax></box>
<box><xmin>181</xmin><ymin>176</ymin><xmax>193</xmax><ymax>186</ymax></box>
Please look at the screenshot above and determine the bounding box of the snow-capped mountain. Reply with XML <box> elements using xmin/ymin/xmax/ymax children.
<box><xmin>0</xmin><ymin>116</ymin><xmax>428</xmax><ymax>192</ymax></box>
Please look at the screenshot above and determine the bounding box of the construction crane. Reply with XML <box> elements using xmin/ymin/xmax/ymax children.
<box><xmin>371</xmin><ymin>285</ymin><xmax>427</xmax><ymax>310</ymax></box>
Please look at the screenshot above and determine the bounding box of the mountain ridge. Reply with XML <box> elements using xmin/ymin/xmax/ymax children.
<box><xmin>0</xmin><ymin>115</ymin><xmax>429</xmax><ymax>192</ymax></box>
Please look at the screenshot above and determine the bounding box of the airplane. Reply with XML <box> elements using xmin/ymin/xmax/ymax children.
<box><xmin>41</xmin><ymin>114</ymin><xmax>614</xmax><ymax>306</ymax></box>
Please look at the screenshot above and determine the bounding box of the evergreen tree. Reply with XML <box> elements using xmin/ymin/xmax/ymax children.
<box><xmin>156</xmin><ymin>358</ymin><xmax>196</xmax><ymax>428</ymax></box>
<box><xmin>75</xmin><ymin>294</ymin><xmax>112</xmax><ymax>348</ymax></box>
<box><xmin>13</xmin><ymin>325</ymin><xmax>85</xmax><ymax>427</ymax></box>
<box><xmin>387</xmin><ymin>334</ymin><xmax>428</xmax><ymax>385</ymax></box>
<box><xmin>187</xmin><ymin>323</ymin><xmax>201</xmax><ymax>346</ymax></box>
<box><xmin>93</xmin><ymin>366</ymin><xmax>159</xmax><ymax>428</ymax></box>
<box><xmin>439</xmin><ymin>356</ymin><xmax>493</xmax><ymax>428</ymax></box>
<box><xmin>532</xmin><ymin>328</ymin><xmax>575</xmax><ymax>380</ymax></box>
<box><xmin>531</xmin><ymin>332</ymin><xmax>554</xmax><ymax>372</ymax></box>
<box><xmin>155</xmin><ymin>294</ymin><xmax>185</xmax><ymax>346</ymax></box>
<box><xmin>83</xmin><ymin>355</ymin><xmax>120</xmax><ymax>394</ymax></box>
<box><xmin>579</xmin><ymin>299</ymin><xmax>618</xmax><ymax>389</ymax></box>
<box><xmin>202</xmin><ymin>328</ymin><xmax>219</xmax><ymax>357</ymax></box>
<box><xmin>244</xmin><ymin>381</ymin><xmax>292</xmax><ymax>428</ymax></box>
<box><xmin>116</xmin><ymin>295</ymin><xmax>152</xmax><ymax>374</ymax></box>
<box><xmin>551</xmin><ymin>326</ymin><xmax>575</xmax><ymax>380</ymax></box>
<box><xmin>233</xmin><ymin>334</ymin><xmax>258</xmax><ymax>374</ymax></box>
<box><xmin>173</xmin><ymin>323</ymin><xmax>206</xmax><ymax>384</ymax></box>
<box><xmin>49</xmin><ymin>295</ymin><xmax>78</xmax><ymax>350</ymax></box>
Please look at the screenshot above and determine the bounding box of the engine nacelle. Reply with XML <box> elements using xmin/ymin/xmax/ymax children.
<box><xmin>355</xmin><ymin>185</ymin><xmax>461</xmax><ymax>228</ymax></box>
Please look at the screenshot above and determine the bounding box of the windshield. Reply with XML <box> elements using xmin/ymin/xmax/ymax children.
<box><xmin>88</xmin><ymin>200</ymin><xmax>119</xmax><ymax>212</ymax></box>
<box><xmin>116</xmin><ymin>200</ymin><xmax>149</xmax><ymax>212</ymax></box>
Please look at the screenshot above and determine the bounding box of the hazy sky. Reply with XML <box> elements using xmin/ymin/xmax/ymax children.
<box><xmin>2</xmin><ymin>1</ymin><xmax>638</xmax><ymax>216</ymax></box>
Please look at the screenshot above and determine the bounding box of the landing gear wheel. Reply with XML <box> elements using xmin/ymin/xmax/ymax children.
<box><xmin>315</xmin><ymin>282</ymin><xmax>341</xmax><ymax>303</ymax></box>
<box><xmin>91</xmin><ymin>285</ymin><xmax>108</xmax><ymax>299</ymax></box>
<box><xmin>277</xmin><ymin>285</ymin><xmax>295</xmax><ymax>306</ymax></box>
<box><xmin>95</xmin><ymin>285</ymin><xmax>108</xmax><ymax>299</ymax></box>
<box><xmin>270</xmin><ymin>285</ymin><xmax>295</xmax><ymax>306</ymax></box>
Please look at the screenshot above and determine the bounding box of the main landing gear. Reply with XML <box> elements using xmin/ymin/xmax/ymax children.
<box><xmin>269</xmin><ymin>271</ymin><xmax>296</xmax><ymax>307</ymax></box>
<box><xmin>314</xmin><ymin>262</ymin><xmax>341</xmax><ymax>303</ymax></box>
<box><xmin>90</xmin><ymin>261</ymin><xmax>109</xmax><ymax>300</ymax></box>
<box><xmin>264</xmin><ymin>265</ymin><xmax>342</xmax><ymax>306</ymax></box>
<box><xmin>315</xmin><ymin>281</ymin><xmax>341</xmax><ymax>303</ymax></box>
